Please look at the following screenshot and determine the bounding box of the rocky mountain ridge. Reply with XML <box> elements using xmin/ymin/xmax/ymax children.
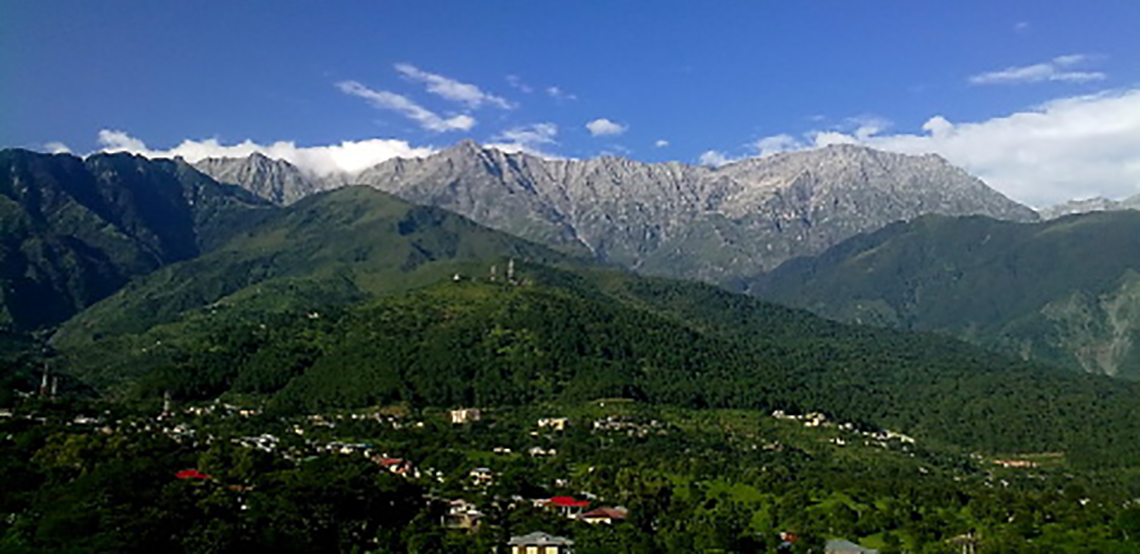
<box><xmin>1038</xmin><ymin>195</ymin><xmax>1140</xmax><ymax>220</ymax></box>
<box><xmin>193</xmin><ymin>152</ymin><xmax>331</xmax><ymax>205</ymax></box>
<box><xmin>195</xmin><ymin>141</ymin><xmax>1038</xmax><ymax>284</ymax></box>
<box><xmin>0</xmin><ymin>149</ymin><xmax>268</xmax><ymax>329</ymax></box>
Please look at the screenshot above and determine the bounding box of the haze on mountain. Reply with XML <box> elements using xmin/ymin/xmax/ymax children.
<box><xmin>195</xmin><ymin>140</ymin><xmax>1038</xmax><ymax>285</ymax></box>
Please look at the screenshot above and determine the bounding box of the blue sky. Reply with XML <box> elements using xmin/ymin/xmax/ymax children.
<box><xmin>4</xmin><ymin>1</ymin><xmax>1140</xmax><ymax>206</ymax></box>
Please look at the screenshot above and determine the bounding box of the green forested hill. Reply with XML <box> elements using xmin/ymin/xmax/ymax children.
<box><xmin>55</xmin><ymin>258</ymin><xmax>1140</xmax><ymax>467</ymax></box>
<box><xmin>52</xmin><ymin>185</ymin><xmax>580</xmax><ymax>348</ymax></box>
<box><xmin>0</xmin><ymin>149</ymin><xmax>269</xmax><ymax>330</ymax></box>
<box><xmin>752</xmin><ymin>212</ymin><xmax>1140</xmax><ymax>379</ymax></box>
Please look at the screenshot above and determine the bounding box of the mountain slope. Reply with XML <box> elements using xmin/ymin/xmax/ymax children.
<box><xmin>196</xmin><ymin>142</ymin><xmax>1038</xmax><ymax>285</ymax></box>
<box><xmin>53</xmin><ymin>255</ymin><xmax>1140</xmax><ymax>466</ymax></box>
<box><xmin>753</xmin><ymin>211</ymin><xmax>1140</xmax><ymax>378</ymax></box>
<box><xmin>0</xmin><ymin>149</ymin><xmax>269</xmax><ymax>330</ymax></box>
<box><xmin>52</xmin><ymin>185</ymin><xmax>581</xmax><ymax>349</ymax></box>
<box><xmin>194</xmin><ymin>152</ymin><xmax>331</xmax><ymax>205</ymax></box>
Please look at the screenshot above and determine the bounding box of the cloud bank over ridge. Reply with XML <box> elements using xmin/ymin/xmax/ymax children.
<box><xmin>703</xmin><ymin>89</ymin><xmax>1140</xmax><ymax>207</ymax></box>
<box><xmin>96</xmin><ymin>130</ymin><xmax>435</xmax><ymax>176</ymax></box>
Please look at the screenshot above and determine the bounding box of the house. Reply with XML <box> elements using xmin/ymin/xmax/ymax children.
<box><xmin>442</xmin><ymin>499</ymin><xmax>484</xmax><ymax>531</ymax></box>
<box><xmin>508</xmin><ymin>531</ymin><xmax>574</xmax><ymax>554</ymax></box>
<box><xmin>174</xmin><ymin>469</ymin><xmax>213</xmax><ymax>480</ymax></box>
<box><xmin>470</xmin><ymin>467</ymin><xmax>494</xmax><ymax>486</ymax></box>
<box><xmin>825</xmin><ymin>538</ymin><xmax>879</xmax><ymax>553</ymax></box>
<box><xmin>544</xmin><ymin>496</ymin><xmax>590</xmax><ymax>518</ymax></box>
<box><xmin>777</xmin><ymin>531</ymin><xmax>799</xmax><ymax>553</ymax></box>
<box><xmin>578</xmin><ymin>506</ymin><xmax>628</xmax><ymax>524</ymax></box>
<box><xmin>537</xmin><ymin>417</ymin><xmax>570</xmax><ymax>431</ymax></box>
<box><xmin>451</xmin><ymin>408</ymin><xmax>482</xmax><ymax>424</ymax></box>
<box><xmin>373</xmin><ymin>456</ymin><xmax>418</xmax><ymax>478</ymax></box>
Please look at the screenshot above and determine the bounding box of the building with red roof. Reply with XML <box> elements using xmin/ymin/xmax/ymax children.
<box><xmin>579</xmin><ymin>506</ymin><xmax>628</xmax><ymax>524</ymax></box>
<box><xmin>545</xmin><ymin>496</ymin><xmax>590</xmax><ymax>518</ymax></box>
<box><xmin>174</xmin><ymin>469</ymin><xmax>213</xmax><ymax>480</ymax></box>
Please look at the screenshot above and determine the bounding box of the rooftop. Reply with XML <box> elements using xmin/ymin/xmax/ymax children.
<box><xmin>508</xmin><ymin>531</ymin><xmax>574</xmax><ymax>546</ymax></box>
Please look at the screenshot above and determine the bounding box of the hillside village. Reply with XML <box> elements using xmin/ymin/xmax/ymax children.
<box><xmin>2</xmin><ymin>393</ymin><xmax>1124</xmax><ymax>552</ymax></box>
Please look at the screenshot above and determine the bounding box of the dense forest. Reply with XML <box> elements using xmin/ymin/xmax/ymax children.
<box><xmin>753</xmin><ymin>212</ymin><xmax>1140</xmax><ymax>379</ymax></box>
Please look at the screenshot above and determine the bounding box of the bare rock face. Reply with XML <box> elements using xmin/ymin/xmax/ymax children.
<box><xmin>194</xmin><ymin>153</ymin><xmax>331</xmax><ymax>205</ymax></box>
<box><xmin>200</xmin><ymin>141</ymin><xmax>1038</xmax><ymax>285</ymax></box>
<box><xmin>1038</xmin><ymin>195</ymin><xmax>1140</xmax><ymax>220</ymax></box>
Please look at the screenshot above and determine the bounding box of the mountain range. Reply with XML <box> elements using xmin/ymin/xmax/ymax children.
<box><xmin>4</xmin><ymin>145</ymin><xmax>1140</xmax><ymax>465</ymax></box>
<box><xmin>184</xmin><ymin>140</ymin><xmax>1140</xmax><ymax>380</ymax></box>
<box><xmin>194</xmin><ymin>140</ymin><xmax>1039</xmax><ymax>284</ymax></box>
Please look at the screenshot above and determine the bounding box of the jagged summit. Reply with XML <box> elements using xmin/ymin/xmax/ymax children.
<box><xmin>192</xmin><ymin>140</ymin><xmax>1038</xmax><ymax>284</ymax></box>
<box><xmin>194</xmin><ymin>153</ymin><xmax>330</xmax><ymax>205</ymax></box>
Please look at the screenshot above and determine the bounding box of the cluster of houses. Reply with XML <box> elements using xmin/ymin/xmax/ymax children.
<box><xmin>992</xmin><ymin>458</ymin><xmax>1037</xmax><ymax>468</ymax></box>
<box><xmin>443</xmin><ymin>494</ymin><xmax>629</xmax><ymax>533</ymax></box>
<box><xmin>771</xmin><ymin>410</ymin><xmax>916</xmax><ymax>448</ymax></box>
<box><xmin>176</xmin><ymin>402</ymin><xmax>261</xmax><ymax>419</ymax></box>
<box><xmin>232</xmin><ymin>433</ymin><xmax>279</xmax><ymax>453</ymax></box>
<box><xmin>501</xmin><ymin>530</ymin><xmax>878</xmax><ymax>554</ymax></box>
<box><xmin>591</xmin><ymin>415</ymin><xmax>666</xmax><ymax>437</ymax></box>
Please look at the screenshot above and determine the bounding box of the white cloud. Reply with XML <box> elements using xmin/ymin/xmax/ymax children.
<box><xmin>753</xmin><ymin>134</ymin><xmax>802</xmax><ymax>157</ymax></box>
<box><xmin>1053</xmin><ymin>54</ymin><xmax>1088</xmax><ymax>67</ymax></box>
<box><xmin>586</xmin><ymin>118</ymin><xmax>628</xmax><ymax>137</ymax></box>
<box><xmin>655</xmin><ymin>139</ymin><xmax>669</xmax><ymax>148</ymax></box>
<box><xmin>599</xmin><ymin>144</ymin><xmax>633</xmax><ymax>158</ymax></box>
<box><xmin>95</xmin><ymin>129</ymin><xmax>435</xmax><ymax>176</ymax></box>
<box><xmin>493</xmin><ymin>123</ymin><xmax>558</xmax><ymax>147</ymax></box>
<box><xmin>848</xmin><ymin>115</ymin><xmax>891</xmax><ymax>139</ymax></box>
<box><xmin>394</xmin><ymin>63</ymin><xmax>514</xmax><ymax>110</ymax></box>
<box><xmin>96</xmin><ymin>130</ymin><xmax>147</xmax><ymax>152</ymax></box>
<box><xmin>1014</xmin><ymin>21</ymin><xmax>1030</xmax><ymax>33</ymax></box>
<box><xmin>546</xmin><ymin>86</ymin><xmax>577</xmax><ymax>102</ymax></box>
<box><xmin>488</xmin><ymin>123</ymin><xmax>561</xmax><ymax>156</ymax></box>
<box><xmin>747</xmin><ymin>88</ymin><xmax>1140</xmax><ymax>207</ymax></box>
<box><xmin>698</xmin><ymin>150</ymin><xmax>737</xmax><ymax>167</ymax></box>
<box><xmin>506</xmin><ymin>75</ymin><xmax>533</xmax><ymax>94</ymax></box>
<box><xmin>969</xmin><ymin>54</ymin><xmax>1106</xmax><ymax>85</ymax></box>
<box><xmin>748</xmin><ymin>116</ymin><xmax>891</xmax><ymax>156</ymax></box>
<box><xmin>336</xmin><ymin>80</ymin><xmax>476</xmax><ymax>132</ymax></box>
<box><xmin>43</xmin><ymin>141</ymin><xmax>72</xmax><ymax>154</ymax></box>
<box><xmin>482</xmin><ymin>142</ymin><xmax>563</xmax><ymax>159</ymax></box>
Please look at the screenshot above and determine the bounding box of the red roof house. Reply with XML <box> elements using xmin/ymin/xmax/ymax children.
<box><xmin>579</xmin><ymin>506</ymin><xmax>628</xmax><ymax>524</ymax></box>
<box><xmin>545</xmin><ymin>496</ymin><xmax>590</xmax><ymax>518</ymax></box>
<box><xmin>174</xmin><ymin>469</ymin><xmax>213</xmax><ymax>480</ymax></box>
